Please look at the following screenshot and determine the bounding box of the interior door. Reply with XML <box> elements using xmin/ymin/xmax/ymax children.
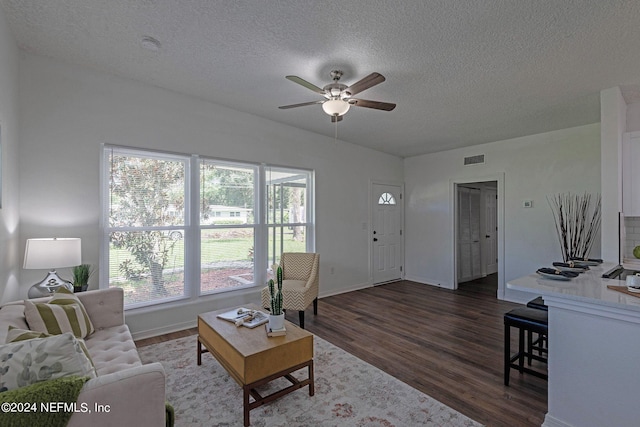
<box><xmin>458</xmin><ymin>186</ymin><xmax>482</xmax><ymax>282</ymax></box>
<box><xmin>484</xmin><ymin>187</ymin><xmax>498</xmax><ymax>274</ymax></box>
<box><xmin>372</xmin><ymin>184</ymin><xmax>403</xmax><ymax>284</ymax></box>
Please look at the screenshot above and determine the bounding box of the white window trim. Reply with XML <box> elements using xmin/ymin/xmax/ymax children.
<box><xmin>100</xmin><ymin>145</ymin><xmax>315</xmax><ymax>310</ymax></box>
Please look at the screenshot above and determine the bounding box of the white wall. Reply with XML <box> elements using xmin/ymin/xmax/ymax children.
<box><xmin>600</xmin><ymin>87</ymin><xmax>626</xmax><ymax>262</ymax></box>
<box><xmin>0</xmin><ymin>6</ymin><xmax>21</xmax><ymax>303</ymax></box>
<box><xmin>404</xmin><ymin>124</ymin><xmax>601</xmax><ymax>303</ymax></box>
<box><xmin>627</xmin><ymin>101</ymin><xmax>640</xmax><ymax>132</ymax></box>
<box><xmin>17</xmin><ymin>53</ymin><xmax>403</xmax><ymax>337</ymax></box>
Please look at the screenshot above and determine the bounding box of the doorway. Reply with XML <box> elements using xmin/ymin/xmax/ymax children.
<box><xmin>454</xmin><ymin>180</ymin><xmax>500</xmax><ymax>295</ymax></box>
<box><xmin>370</xmin><ymin>182</ymin><xmax>404</xmax><ymax>284</ymax></box>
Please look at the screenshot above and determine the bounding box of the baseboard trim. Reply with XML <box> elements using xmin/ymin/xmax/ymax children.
<box><xmin>319</xmin><ymin>282</ymin><xmax>372</xmax><ymax>298</ymax></box>
<box><xmin>131</xmin><ymin>320</ymin><xmax>197</xmax><ymax>341</ymax></box>
<box><xmin>543</xmin><ymin>413</ymin><xmax>575</xmax><ymax>427</ymax></box>
<box><xmin>403</xmin><ymin>275</ymin><xmax>452</xmax><ymax>289</ymax></box>
<box><xmin>130</xmin><ymin>281</ymin><xmax>373</xmax><ymax>339</ymax></box>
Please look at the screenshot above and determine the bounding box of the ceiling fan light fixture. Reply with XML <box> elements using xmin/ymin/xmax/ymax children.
<box><xmin>322</xmin><ymin>99</ymin><xmax>350</xmax><ymax>116</ymax></box>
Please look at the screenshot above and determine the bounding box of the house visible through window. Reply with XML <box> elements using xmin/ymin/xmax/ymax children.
<box><xmin>101</xmin><ymin>145</ymin><xmax>314</xmax><ymax>308</ymax></box>
<box><xmin>199</xmin><ymin>159</ymin><xmax>257</xmax><ymax>295</ymax></box>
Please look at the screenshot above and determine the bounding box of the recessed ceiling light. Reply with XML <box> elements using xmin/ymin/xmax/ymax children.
<box><xmin>141</xmin><ymin>36</ymin><xmax>161</xmax><ymax>52</ymax></box>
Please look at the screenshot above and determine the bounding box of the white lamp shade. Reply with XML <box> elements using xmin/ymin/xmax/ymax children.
<box><xmin>23</xmin><ymin>238</ymin><xmax>82</xmax><ymax>269</ymax></box>
<box><xmin>322</xmin><ymin>99</ymin><xmax>350</xmax><ymax>116</ymax></box>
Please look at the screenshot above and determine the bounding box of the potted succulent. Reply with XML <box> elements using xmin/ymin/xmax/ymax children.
<box><xmin>267</xmin><ymin>266</ymin><xmax>284</xmax><ymax>331</ymax></box>
<box><xmin>72</xmin><ymin>264</ymin><xmax>93</xmax><ymax>292</ymax></box>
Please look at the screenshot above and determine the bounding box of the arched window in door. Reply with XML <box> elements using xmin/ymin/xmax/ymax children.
<box><xmin>378</xmin><ymin>192</ymin><xmax>396</xmax><ymax>205</ymax></box>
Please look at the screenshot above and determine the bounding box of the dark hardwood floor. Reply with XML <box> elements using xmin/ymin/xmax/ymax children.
<box><xmin>136</xmin><ymin>275</ymin><xmax>547</xmax><ymax>427</ymax></box>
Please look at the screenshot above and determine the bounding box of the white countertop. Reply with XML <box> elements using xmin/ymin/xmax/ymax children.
<box><xmin>507</xmin><ymin>262</ymin><xmax>640</xmax><ymax>313</ymax></box>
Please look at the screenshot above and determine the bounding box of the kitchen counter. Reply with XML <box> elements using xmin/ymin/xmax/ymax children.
<box><xmin>507</xmin><ymin>262</ymin><xmax>640</xmax><ymax>427</ymax></box>
<box><xmin>507</xmin><ymin>262</ymin><xmax>640</xmax><ymax>314</ymax></box>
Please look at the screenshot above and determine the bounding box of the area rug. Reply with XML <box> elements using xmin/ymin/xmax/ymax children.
<box><xmin>138</xmin><ymin>335</ymin><xmax>483</xmax><ymax>427</ymax></box>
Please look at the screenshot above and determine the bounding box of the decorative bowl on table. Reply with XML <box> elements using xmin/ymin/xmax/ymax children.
<box><xmin>536</xmin><ymin>268</ymin><xmax>579</xmax><ymax>281</ymax></box>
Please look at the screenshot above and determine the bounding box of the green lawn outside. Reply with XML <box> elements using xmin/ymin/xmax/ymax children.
<box><xmin>109</xmin><ymin>233</ymin><xmax>306</xmax><ymax>279</ymax></box>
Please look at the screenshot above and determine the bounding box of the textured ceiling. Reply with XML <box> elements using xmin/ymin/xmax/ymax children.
<box><xmin>2</xmin><ymin>0</ymin><xmax>640</xmax><ymax>157</ymax></box>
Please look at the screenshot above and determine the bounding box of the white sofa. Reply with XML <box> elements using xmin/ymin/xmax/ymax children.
<box><xmin>0</xmin><ymin>287</ymin><xmax>166</xmax><ymax>426</ymax></box>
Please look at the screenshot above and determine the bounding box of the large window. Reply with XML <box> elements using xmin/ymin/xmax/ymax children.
<box><xmin>101</xmin><ymin>146</ymin><xmax>314</xmax><ymax>308</ymax></box>
<box><xmin>266</xmin><ymin>167</ymin><xmax>314</xmax><ymax>275</ymax></box>
<box><xmin>199</xmin><ymin>160</ymin><xmax>257</xmax><ymax>294</ymax></box>
<box><xmin>103</xmin><ymin>147</ymin><xmax>189</xmax><ymax>307</ymax></box>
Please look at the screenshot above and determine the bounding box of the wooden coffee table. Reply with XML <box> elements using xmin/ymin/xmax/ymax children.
<box><xmin>197</xmin><ymin>304</ymin><xmax>314</xmax><ymax>426</ymax></box>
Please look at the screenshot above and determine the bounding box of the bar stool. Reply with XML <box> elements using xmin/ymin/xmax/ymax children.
<box><xmin>526</xmin><ymin>296</ymin><xmax>548</xmax><ymax>361</ymax></box>
<box><xmin>504</xmin><ymin>307</ymin><xmax>548</xmax><ymax>385</ymax></box>
<box><xmin>526</xmin><ymin>296</ymin><xmax>547</xmax><ymax>311</ymax></box>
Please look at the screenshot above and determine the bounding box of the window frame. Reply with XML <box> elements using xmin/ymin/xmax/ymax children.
<box><xmin>100</xmin><ymin>145</ymin><xmax>315</xmax><ymax>310</ymax></box>
<box><xmin>100</xmin><ymin>146</ymin><xmax>192</xmax><ymax>309</ymax></box>
<box><xmin>197</xmin><ymin>157</ymin><xmax>259</xmax><ymax>297</ymax></box>
<box><xmin>265</xmin><ymin>165</ymin><xmax>315</xmax><ymax>269</ymax></box>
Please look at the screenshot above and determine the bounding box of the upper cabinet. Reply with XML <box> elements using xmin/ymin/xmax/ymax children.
<box><xmin>622</xmin><ymin>132</ymin><xmax>640</xmax><ymax>216</ymax></box>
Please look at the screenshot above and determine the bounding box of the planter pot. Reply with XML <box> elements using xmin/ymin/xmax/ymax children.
<box><xmin>268</xmin><ymin>313</ymin><xmax>285</xmax><ymax>331</ymax></box>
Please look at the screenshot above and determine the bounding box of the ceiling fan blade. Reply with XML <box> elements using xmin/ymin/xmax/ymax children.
<box><xmin>330</xmin><ymin>115</ymin><xmax>343</xmax><ymax>123</ymax></box>
<box><xmin>285</xmin><ymin>76</ymin><xmax>325</xmax><ymax>95</ymax></box>
<box><xmin>349</xmin><ymin>98</ymin><xmax>396</xmax><ymax>111</ymax></box>
<box><xmin>345</xmin><ymin>73</ymin><xmax>385</xmax><ymax>96</ymax></box>
<box><xmin>278</xmin><ymin>100</ymin><xmax>324</xmax><ymax>109</ymax></box>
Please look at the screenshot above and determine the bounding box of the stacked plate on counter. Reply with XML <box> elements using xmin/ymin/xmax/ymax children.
<box><xmin>567</xmin><ymin>257</ymin><xmax>603</xmax><ymax>266</ymax></box>
<box><xmin>552</xmin><ymin>261</ymin><xmax>589</xmax><ymax>273</ymax></box>
<box><xmin>536</xmin><ymin>258</ymin><xmax>602</xmax><ymax>281</ymax></box>
<box><xmin>536</xmin><ymin>267</ymin><xmax>579</xmax><ymax>281</ymax></box>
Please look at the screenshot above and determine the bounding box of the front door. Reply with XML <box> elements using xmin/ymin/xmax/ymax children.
<box><xmin>372</xmin><ymin>183</ymin><xmax>403</xmax><ymax>284</ymax></box>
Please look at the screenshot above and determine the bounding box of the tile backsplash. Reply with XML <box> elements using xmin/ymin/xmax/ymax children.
<box><xmin>624</xmin><ymin>217</ymin><xmax>640</xmax><ymax>260</ymax></box>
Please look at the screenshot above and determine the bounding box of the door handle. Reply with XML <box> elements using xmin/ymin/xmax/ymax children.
<box><xmin>373</xmin><ymin>238</ymin><xmax>378</xmax><ymax>242</ymax></box>
<box><xmin>486</xmin><ymin>235</ymin><xmax>491</xmax><ymax>238</ymax></box>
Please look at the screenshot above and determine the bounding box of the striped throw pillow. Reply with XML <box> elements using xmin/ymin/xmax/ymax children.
<box><xmin>24</xmin><ymin>288</ymin><xmax>95</xmax><ymax>338</ymax></box>
<box><xmin>5</xmin><ymin>326</ymin><xmax>49</xmax><ymax>342</ymax></box>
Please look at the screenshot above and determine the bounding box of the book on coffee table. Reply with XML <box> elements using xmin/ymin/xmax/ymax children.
<box><xmin>216</xmin><ymin>308</ymin><xmax>269</xmax><ymax>328</ymax></box>
<box><xmin>265</xmin><ymin>323</ymin><xmax>286</xmax><ymax>337</ymax></box>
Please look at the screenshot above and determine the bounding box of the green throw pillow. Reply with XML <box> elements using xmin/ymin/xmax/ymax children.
<box><xmin>24</xmin><ymin>288</ymin><xmax>95</xmax><ymax>338</ymax></box>
<box><xmin>0</xmin><ymin>375</ymin><xmax>89</xmax><ymax>427</ymax></box>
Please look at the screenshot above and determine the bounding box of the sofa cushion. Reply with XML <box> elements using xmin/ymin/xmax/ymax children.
<box><xmin>0</xmin><ymin>333</ymin><xmax>96</xmax><ymax>392</ymax></box>
<box><xmin>84</xmin><ymin>324</ymin><xmax>142</xmax><ymax>376</ymax></box>
<box><xmin>24</xmin><ymin>288</ymin><xmax>95</xmax><ymax>338</ymax></box>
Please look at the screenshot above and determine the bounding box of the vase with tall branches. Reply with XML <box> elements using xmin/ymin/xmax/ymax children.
<box><xmin>547</xmin><ymin>192</ymin><xmax>601</xmax><ymax>262</ymax></box>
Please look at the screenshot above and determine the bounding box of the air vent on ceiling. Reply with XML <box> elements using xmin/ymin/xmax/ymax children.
<box><xmin>464</xmin><ymin>154</ymin><xmax>485</xmax><ymax>165</ymax></box>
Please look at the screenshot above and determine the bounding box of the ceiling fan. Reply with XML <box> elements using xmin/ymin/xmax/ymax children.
<box><xmin>278</xmin><ymin>70</ymin><xmax>396</xmax><ymax>122</ymax></box>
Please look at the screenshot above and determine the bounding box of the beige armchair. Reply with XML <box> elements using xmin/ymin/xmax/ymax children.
<box><xmin>261</xmin><ymin>252</ymin><xmax>319</xmax><ymax>329</ymax></box>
